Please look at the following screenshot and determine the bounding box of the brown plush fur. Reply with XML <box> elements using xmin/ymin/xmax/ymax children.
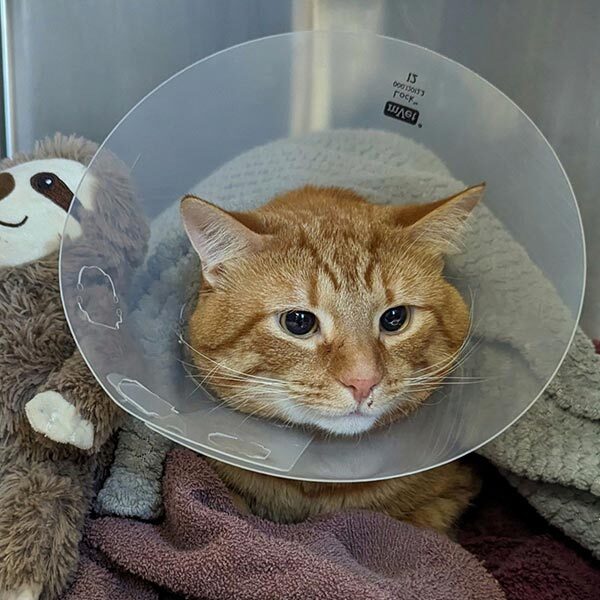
<box><xmin>0</xmin><ymin>134</ymin><xmax>148</xmax><ymax>600</ymax></box>
<box><xmin>183</xmin><ymin>184</ymin><xmax>484</xmax><ymax>533</ymax></box>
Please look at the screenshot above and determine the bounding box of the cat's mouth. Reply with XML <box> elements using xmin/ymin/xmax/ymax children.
<box><xmin>347</xmin><ymin>408</ymin><xmax>372</xmax><ymax>417</ymax></box>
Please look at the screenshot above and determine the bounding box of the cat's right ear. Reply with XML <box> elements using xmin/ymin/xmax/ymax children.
<box><xmin>180</xmin><ymin>195</ymin><xmax>267</xmax><ymax>285</ymax></box>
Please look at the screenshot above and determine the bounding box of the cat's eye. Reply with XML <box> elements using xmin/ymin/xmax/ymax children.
<box><xmin>280</xmin><ymin>310</ymin><xmax>318</xmax><ymax>337</ymax></box>
<box><xmin>380</xmin><ymin>306</ymin><xmax>410</xmax><ymax>333</ymax></box>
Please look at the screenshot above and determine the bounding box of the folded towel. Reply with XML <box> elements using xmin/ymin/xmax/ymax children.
<box><xmin>65</xmin><ymin>448</ymin><xmax>504</xmax><ymax>600</ymax></box>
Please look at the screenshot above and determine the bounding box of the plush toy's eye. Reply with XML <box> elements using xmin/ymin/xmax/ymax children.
<box><xmin>31</xmin><ymin>172</ymin><xmax>55</xmax><ymax>192</ymax></box>
<box><xmin>279</xmin><ymin>310</ymin><xmax>318</xmax><ymax>337</ymax></box>
<box><xmin>380</xmin><ymin>306</ymin><xmax>411</xmax><ymax>333</ymax></box>
<box><xmin>30</xmin><ymin>171</ymin><xmax>74</xmax><ymax>212</ymax></box>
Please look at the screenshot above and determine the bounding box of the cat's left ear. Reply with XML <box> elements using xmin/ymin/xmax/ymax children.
<box><xmin>181</xmin><ymin>195</ymin><xmax>268</xmax><ymax>285</ymax></box>
<box><xmin>402</xmin><ymin>183</ymin><xmax>485</xmax><ymax>254</ymax></box>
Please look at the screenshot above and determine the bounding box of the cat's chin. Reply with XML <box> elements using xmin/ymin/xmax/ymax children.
<box><xmin>280</xmin><ymin>404</ymin><xmax>380</xmax><ymax>436</ymax></box>
<box><xmin>311</xmin><ymin>413</ymin><xmax>380</xmax><ymax>436</ymax></box>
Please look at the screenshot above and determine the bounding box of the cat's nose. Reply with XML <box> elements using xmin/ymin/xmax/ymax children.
<box><xmin>339</xmin><ymin>371</ymin><xmax>382</xmax><ymax>404</ymax></box>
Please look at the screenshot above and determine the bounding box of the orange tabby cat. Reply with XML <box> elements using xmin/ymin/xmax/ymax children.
<box><xmin>181</xmin><ymin>183</ymin><xmax>484</xmax><ymax>533</ymax></box>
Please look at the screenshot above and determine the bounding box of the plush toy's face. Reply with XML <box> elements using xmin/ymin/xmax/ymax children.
<box><xmin>0</xmin><ymin>158</ymin><xmax>96</xmax><ymax>267</ymax></box>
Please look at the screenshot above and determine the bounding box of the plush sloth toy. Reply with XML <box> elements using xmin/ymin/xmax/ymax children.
<box><xmin>0</xmin><ymin>134</ymin><xmax>148</xmax><ymax>600</ymax></box>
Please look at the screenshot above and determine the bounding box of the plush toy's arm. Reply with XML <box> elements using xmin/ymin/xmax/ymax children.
<box><xmin>25</xmin><ymin>349</ymin><xmax>123</xmax><ymax>452</ymax></box>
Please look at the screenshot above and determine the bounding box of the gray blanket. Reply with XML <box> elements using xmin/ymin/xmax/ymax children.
<box><xmin>96</xmin><ymin>129</ymin><xmax>600</xmax><ymax>558</ymax></box>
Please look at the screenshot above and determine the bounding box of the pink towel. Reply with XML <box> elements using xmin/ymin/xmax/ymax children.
<box><xmin>64</xmin><ymin>448</ymin><xmax>504</xmax><ymax>600</ymax></box>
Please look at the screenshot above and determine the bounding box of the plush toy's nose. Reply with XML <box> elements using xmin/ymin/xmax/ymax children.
<box><xmin>0</xmin><ymin>172</ymin><xmax>15</xmax><ymax>201</ymax></box>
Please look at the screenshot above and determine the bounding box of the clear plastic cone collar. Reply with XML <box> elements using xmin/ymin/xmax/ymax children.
<box><xmin>60</xmin><ymin>32</ymin><xmax>584</xmax><ymax>482</ymax></box>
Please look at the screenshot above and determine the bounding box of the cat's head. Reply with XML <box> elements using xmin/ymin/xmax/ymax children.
<box><xmin>181</xmin><ymin>184</ymin><xmax>484</xmax><ymax>436</ymax></box>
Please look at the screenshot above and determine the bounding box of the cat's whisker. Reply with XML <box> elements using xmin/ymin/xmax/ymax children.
<box><xmin>404</xmin><ymin>372</ymin><xmax>486</xmax><ymax>383</ymax></box>
<box><xmin>400</xmin><ymin>388</ymin><xmax>440</xmax><ymax>397</ymax></box>
<box><xmin>206</xmin><ymin>399</ymin><xmax>229</xmax><ymax>415</ymax></box>
<box><xmin>176</xmin><ymin>332</ymin><xmax>288</xmax><ymax>386</ymax></box>
<box><xmin>178</xmin><ymin>358</ymin><xmax>274</xmax><ymax>393</ymax></box>
<box><xmin>221</xmin><ymin>387</ymin><xmax>297</xmax><ymax>405</ymax></box>
<box><xmin>439</xmin><ymin>375</ymin><xmax>487</xmax><ymax>381</ymax></box>
<box><xmin>410</xmin><ymin>318</ymin><xmax>479</xmax><ymax>381</ymax></box>
<box><xmin>409</xmin><ymin>318</ymin><xmax>482</xmax><ymax>380</ymax></box>
<box><xmin>180</xmin><ymin>361</ymin><xmax>287</xmax><ymax>392</ymax></box>
<box><xmin>418</xmin><ymin>395</ymin><xmax>445</xmax><ymax>408</ymax></box>
<box><xmin>225</xmin><ymin>395</ymin><xmax>305</xmax><ymax>423</ymax></box>
<box><xmin>199</xmin><ymin>373</ymin><xmax>287</xmax><ymax>389</ymax></box>
<box><xmin>414</xmin><ymin>287</ymin><xmax>481</xmax><ymax>375</ymax></box>
<box><xmin>441</xmin><ymin>337</ymin><xmax>483</xmax><ymax>376</ymax></box>
<box><xmin>207</xmin><ymin>368</ymin><xmax>286</xmax><ymax>387</ymax></box>
<box><xmin>204</xmin><ymin>370</ymin><xmax>288</xmax><ymax>386</ymax></box>
<box><xmin>409</xmin><ymin>330</ymin><xmax>476</xmax><ymax>378</ymax></box>
<box><xmin>183</xmin><ymin>377</ymin><xmax>292</xmax><ymax>412</ymax></box>
<box><xmin>403</xmin><ymin>376</ymin><xmax>487</xmax><ymax>388</ymax></box>
<box><xmin>232</xmin><ymin>389</ymin><xmax>294</xmax><ymax>401</ymax></box>
<box><xmin>177</xmin><ymin>357</ymin><xmax>202</xmax><ymax>370</ymax></box>
<box><xmin>183</xmin><ymin>379</ymin><xmax>208</xmax><ymax>403</ymax></box>
<box><xmin>198</xmin><ymin>363</ymin><xmax>221</xmax><ymax>388</ymax></box>
<box><xmin>236</xmin><ymin>395</ymin><xmax>305</xmax><ymax>425</ymax></box>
